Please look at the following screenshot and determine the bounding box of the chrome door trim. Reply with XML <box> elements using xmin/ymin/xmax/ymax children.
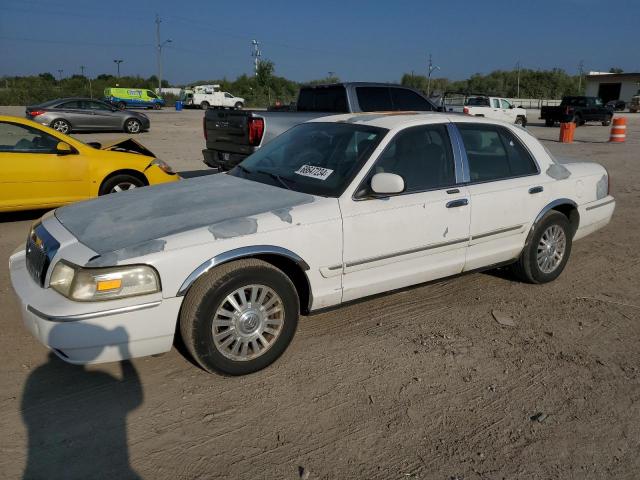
<box><xmin>586</xmin><ymin>198</ymin><xmax>615</xmax><ymax>211</ymax></box>
<box><xmin>471</xmin><ymin>224</ymin><xmax>524</xmax><ymax>241</ymax></box>
<box><xmin>337</xmin><ymin>236</ymin><xmax>470</xmax><ymax>270</ymax></box>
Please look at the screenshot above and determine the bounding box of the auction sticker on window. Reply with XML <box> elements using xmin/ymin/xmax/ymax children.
<box><xmin>295</xmin><ymin>165</ymin><xmax>334</xmax><ymax>180</ymax></box>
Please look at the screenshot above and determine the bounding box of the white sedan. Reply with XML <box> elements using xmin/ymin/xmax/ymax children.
<box><xmin>9</xmin><ymin>113</ymin><xmax>615</xmax><ymax>375</ymax></box>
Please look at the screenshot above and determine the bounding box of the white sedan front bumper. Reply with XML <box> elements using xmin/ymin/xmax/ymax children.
<box><xmin>9</xmin><ymin>249</ymin><xmax>182</xmax><ymax>364</ymax></box>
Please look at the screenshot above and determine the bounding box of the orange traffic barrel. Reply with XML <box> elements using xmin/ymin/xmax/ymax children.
<box><xmin>609</xmin><ymin>117</ymin><xmax>626</xmax><ymax>143</ymax></box>
<box><xmin>559</xmin><ymin>122</ymin><xmax>575</xmax><ymax>143</ymax></box>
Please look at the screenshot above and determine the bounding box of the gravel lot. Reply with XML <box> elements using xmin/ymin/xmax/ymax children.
<box><xmin>1</xmin><ymin>106</ymin><xmax>638</xmax><ymax>479</ymax></box>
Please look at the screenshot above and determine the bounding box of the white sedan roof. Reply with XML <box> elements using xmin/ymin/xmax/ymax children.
<box><xmin>310</xmin><ymin>111</ymin><xmax>508</xmax><ymax>130</ymax></box>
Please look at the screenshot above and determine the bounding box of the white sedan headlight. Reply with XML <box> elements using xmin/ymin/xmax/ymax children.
<box><xmin>49</xmin><ymin>261</ymin><xmax>161</xmax><ymax>301</ymax></box>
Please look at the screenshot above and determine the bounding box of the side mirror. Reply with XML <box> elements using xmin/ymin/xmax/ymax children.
<box><xmin>371</xmin><ymin>172</ymin><xmax>405</xmax><ymax>196</ymax></box>
<box><xmin>56</xmin><ymin>141</ymin><xmax>74</xmax><ymax>155</ymax></box>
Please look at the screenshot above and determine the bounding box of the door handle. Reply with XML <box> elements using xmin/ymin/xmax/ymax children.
<box><xmin>529</xmin><ymin>186</ymin><xmax>544</xmax><ymax>194</ymax></box>
<box><xmin>446</xmin><ymin>188</ymin><xmax>460</xmax><ymax>194</ymax></box>
<box><xmin>446</xmin><ymin>198</ymin><xmax>469</xmax><ymax>208</ymax></box>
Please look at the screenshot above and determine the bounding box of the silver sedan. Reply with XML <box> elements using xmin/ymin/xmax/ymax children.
<box><xmin>25</xmin><ymin>98</ymin><xmax>151</xmax><ymax>134</ymax></box>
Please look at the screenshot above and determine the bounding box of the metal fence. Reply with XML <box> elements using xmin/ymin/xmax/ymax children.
<box><xmin>442</xmin><ymin>96</ymin><xmax>562</xmax><ymax>109</ymax></box>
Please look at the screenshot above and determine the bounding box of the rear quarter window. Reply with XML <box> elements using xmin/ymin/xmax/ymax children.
<box><xmin>297</xmin><ymin>86</ymin><xmax>347</xmax><ymax>112</ymax></box>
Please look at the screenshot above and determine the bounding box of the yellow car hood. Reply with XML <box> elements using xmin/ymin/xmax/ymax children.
<box><xmin>98</xmin><ymin>138</ymin><xmax>155</xmax><ymax>158</ymax></box>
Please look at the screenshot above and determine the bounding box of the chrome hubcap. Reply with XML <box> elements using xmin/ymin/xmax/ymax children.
<box><xmin>537</xmin><ymin>225</ymin><xmax>566</xmax><ymax>274</ymax></box>
<box><xmin>212</xmin><ymin>284</ymin><xmax>284</xmax><ymax>361</ymax></box>
<box><xmin>53</xmin><ymin>121</ymin><xmax>68</xmax><ymax>133</ymax></box>
<box><xmin>127</xmin><ymin>121</ymin><xmax>140</xmax><ymax>133</ymax></box>
<box><xmin>111</xmin><ymin>182</ymin><xmax>136</xmax><ymax>193</ymax></box>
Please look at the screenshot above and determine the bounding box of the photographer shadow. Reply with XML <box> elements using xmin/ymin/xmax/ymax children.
<box><xmin>21</xmin><ymin>325</ymin><xmax>143</xmax><ymax>480</ymax></box>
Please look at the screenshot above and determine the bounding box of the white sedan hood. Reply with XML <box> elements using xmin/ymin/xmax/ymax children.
<box><xmin>55</xmin><ymin>174</ymin><xmax>318</xmax><ymax>258</ymax></box>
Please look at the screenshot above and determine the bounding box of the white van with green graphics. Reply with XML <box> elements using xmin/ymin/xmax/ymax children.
<box><xmin>104</xmin><ymin>88</ymin><xmax>165</xmax><ymax>110</ymax></box>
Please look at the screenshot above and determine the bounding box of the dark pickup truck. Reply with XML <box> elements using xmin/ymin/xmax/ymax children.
<box><xmin>202</xmin><ymin>82</ymin><xmax>438</xmax><ymax>170</ymax></box>
<box><xmin>540</xmin><ymin>96</ymin><xmax>613</xmax><ymax>127</ymax></box>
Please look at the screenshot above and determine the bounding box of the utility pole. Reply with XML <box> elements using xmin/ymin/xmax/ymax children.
<box><xmin>155</xmin><ymin>14</ymin><xmax>172</xmax><ymax>95</ymax></box>
<box><xmin>80</xmin><ymin>65</ymin><xmax>85</xmax><ymax>77</ymax></box>
<box><xmin>426</xmin><ymin>53</ymin><xmax>440</xmax><ymax>97</ymax></box>
<box><xmin>251</xmin><ymin>39</ymin><xmax>261</xmax><ymax>76</ymax></box>
<box><xmin>578</xmin><ymin>60</ymin><xmax>585</xmax><ymax>92</ymax></box>
<box><xmin>114</xmin><ymin>59</ymin><xmax>123</xmax><ymax>78</ymax></box>
<box><xmin>516</xmin><ymin>61</ymin><xmax>521</xmax><ymax>98</ymax></box>
<box><xmin>57</xmin><ymin>69</ymin><xmax>63</xmax><ymax>81</ymax></box>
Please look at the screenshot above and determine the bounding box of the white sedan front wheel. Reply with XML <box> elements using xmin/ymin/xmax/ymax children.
<box><xmin>180</xmin><ymin>259</ymin><xmax>299</xmax><ymax>375</ymax></box>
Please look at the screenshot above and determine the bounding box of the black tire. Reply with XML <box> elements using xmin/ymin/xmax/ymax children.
<box><xmin>545</xmin><ymin>119</ymin><xmax>554</xmax><ymax>127</ymax></box>
<box><xmin>179</xmin><ymin>259</ymin><xmax>300</xmax><ymax>375</ymax></box>
<box><xmin>200</xmin><ymin>101</ymin><xmax>210</xmax><ymax>110</ymax></box>
<box><xmin>511</xmin><ymin>211</ymin><xmax>573</xmax><ymax>284</ymax></box>
<box><xmin>116</xmin><ymin>101</ymin><xmax>126</xmax><ymax>110</ymax></box>
<box><xmin>573</xmin><ymin>114</ymin><xmax>583</xmax><ymax>126</ymax></box>
<box><xmin>516</xmin><ymin>116</ymin><xmax>527</xmax><ymax>127</ymax></box>
<box><xmin>99</xmin><ymin>174</ymin><xmax>145</xmax><ymax>195</ymax></box>
<box><xmin>124</xmin><ymin>118</ymin><xmax>142</xmax><ymax>134</ymax></box>
<box><xmin>153</xmin><ymin>103</ymin><xmax>161</xmax><ymax>110</ymax></box>
<box><xmin>602</xmin><ymin>115</ymin><xmax>612</xmax><ymax>126</ymax></box>
<box><xmin>235</xmin><ymin>102</ymin><xmax>244</xmax><ymax>110</ymax></box>
<box><xmin>50</xmin><ymin>119</ymin><xmax>71</xmax><ymax>134</ymax></box>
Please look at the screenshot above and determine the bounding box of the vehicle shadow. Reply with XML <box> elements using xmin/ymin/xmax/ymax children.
<box><xmin>179</xmin><ymin>169</ymin><xmax>220</xmax><ymax>178</ymax></box>
<box><xmin>21</xmin><ymin>325</ymin><xmax>143</xmax><ymax>480</ymax></box>
<box><xmin>0</xmin><ymin>209</ymin><xmax>50</xmax><ymax>224</ymax></box>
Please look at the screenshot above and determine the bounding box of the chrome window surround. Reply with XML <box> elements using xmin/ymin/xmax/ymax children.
<box><xmin>450</xmin><ymin>122</ymin><xmax>541</xmax><ymax>185</ymax></box>
<box><xmin>352</xmin><ymin>122</ymin><xmax>463</xmax><ymax>200</ymax></box>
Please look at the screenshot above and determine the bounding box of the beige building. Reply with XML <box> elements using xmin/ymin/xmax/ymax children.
<box><xmin>585</xmin><ymin>72</ymin><xmax>640</xmax><ymax>104</ymax></box>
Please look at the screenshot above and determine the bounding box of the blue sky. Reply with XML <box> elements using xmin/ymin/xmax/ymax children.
<box><xmin>1</xmin><ymin>0</ymin><xmax>638</xmax><ymax>84</ymax></box>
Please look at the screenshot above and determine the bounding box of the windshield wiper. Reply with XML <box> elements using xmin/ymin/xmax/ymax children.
<box><xmin>234</xmin><ymin>164</ymin><xmax>252</xmax><ymax>175</ymax></box>
<box><xmin>256</xmin><ymin>170</ymin><xmax>295</xmax><ymax>190</ymax></box>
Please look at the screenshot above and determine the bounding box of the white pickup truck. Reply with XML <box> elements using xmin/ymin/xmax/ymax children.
<box><xmin>181</xmin><ymin>85</ymin><xmax>245</xmax><ymax>110</ymax></box>
<box><xmin>445</xmin><ymin>94</ymin><xmax>528</xmax><ymax>126</ymax></box>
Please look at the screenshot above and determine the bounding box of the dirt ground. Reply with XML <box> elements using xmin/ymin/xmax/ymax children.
<box><xmin>0</xmin><ymin>106</ymin><xmax>638</xmax><ymax>479</ymax></box>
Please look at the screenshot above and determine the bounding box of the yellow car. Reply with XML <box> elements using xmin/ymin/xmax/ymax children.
<box><xmin>0</xmin><ymin>115</ymin><xmax>179</xmax><ymax>212</ymax></box>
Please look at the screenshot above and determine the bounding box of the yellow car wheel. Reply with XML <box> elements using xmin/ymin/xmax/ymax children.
<box><xmin>99</xmin><ymin>173</ymin><xmax>146</xmax><ymax>195</ymax></box>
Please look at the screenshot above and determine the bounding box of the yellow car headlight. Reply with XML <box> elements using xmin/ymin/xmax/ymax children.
<box><xmin>150</xmin><ymin>158</ymin><xmax>174</xmax><ymax>174</ymax></box>
<box><xmin>49</xmin><ymin>261</ymin><xmax>161</xmax><ymax>301</ymax></box>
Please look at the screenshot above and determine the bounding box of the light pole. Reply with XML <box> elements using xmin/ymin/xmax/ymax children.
<box><xmin>156</xmin><ymin>14</ymin><xmax>172</xmax><ymax>95</ymax></box>
<box><xmin>157</xmin><ymin>39</ymin><xmax>172</xmax><ymax>95</ymax></box>
<box><xmin>113</xmin><ymin>59</ymin><xmax>123</xmax><ymax>78</ymax></box>
<box><xmin>57</xmin><ymin>69</ymin><xmax>63</xmax><ymax>81</ymax></box>
<box><xmin>516</xmin><ymin>61</ymin><xmax>521</xmax><ymax>98</ymax></box>
<box><xmin>426</xmin><ymin>54</ymin><xmax>440</xmax><ymax>97</ymax></box>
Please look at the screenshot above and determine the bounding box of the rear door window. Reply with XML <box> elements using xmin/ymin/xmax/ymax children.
<box><xmin>457</xmin><ymin>124</ymin><xmax>537</xmax><ymax>182</ymax></box>
<box><xmin>59</xmin><ymin>101</ymin><xmax>81</xmax><ymax>109</ymax></box>
<box><xmin>389</xmin><ymin>88</ymin><xmax>434</xmax><ymax>111</ymax></box>
<box><xmin>356</xmin><ymin>87</ymin><xmax>393</xmax><ymax>111</ymax></box>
